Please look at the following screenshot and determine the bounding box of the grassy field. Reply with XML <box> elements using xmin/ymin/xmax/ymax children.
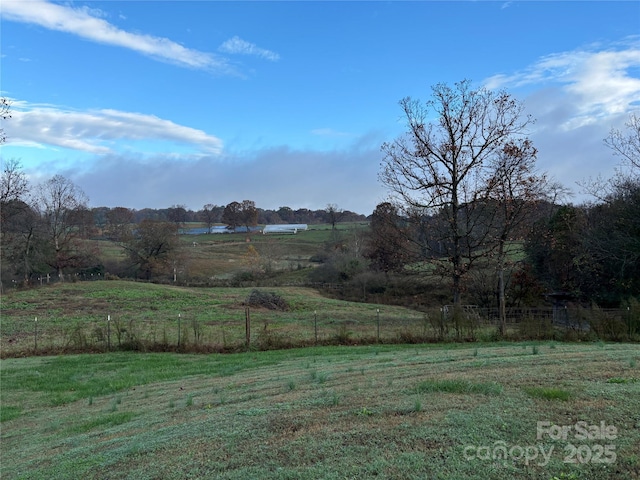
<box><xmin>0</xmin><ymin>280</ymin><xmax>433</xmax><ymax>356</ymax></box>
<box><xmin>94</xmin><ymin>223</ymin><xmax>366</xmax><ymax>282</ymax></box>
<box><xmin>3</xmin><ymin>279</ymin><xmax>580</xmax><ymax>358</ymax></box>
<box><xmin>2</xmin><ymin>226</ymin><xmax>638</xmax><ymax>478</ymax></box>
<box><xmin>1</xmin><ymin>342</ymin><xmax>639</xmax><ymax>479</ymax></box>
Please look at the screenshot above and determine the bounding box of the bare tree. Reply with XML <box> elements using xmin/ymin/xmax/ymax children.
<box><xmin>1</xmin><ymin>158</ymin><xmax>29</xmax><ymax>223</ymax></box>
<box><xmin>167</xmin><ymin>204</ymin><xmax>188</xmax><ymax>229</ymax></box>
<box><xmin>484</xmin><ymin>139</ymin><xmax>546</xmax><ymax>334</ymax></box>
<box><xmin>36</xmin><ymin>175</ymin><xmax>90</xmax><ymax>279</ymax></box>
<box><xmin>380</xmin><ymin>80</ymin><xmax>534</xmax><ymax>305</ymax></box>
<box><xmin>0</xmin><ymin>97</ymin><xmax>11</xmax><ymax>144</ymax></box>
<box><xmin>201</xmin><ymin>203</ymin><xmax>222</xmax><ymax>233</ymax></box>
<box><xmin>605</xmin><ymin>112</ymin><xmax>640</xmax><ymax>172</ymax></box>
<box><xmin>325</xmin><ymin>203</ymin><xmax>344</xmax><ymax>230</ymax></box>
<box><xmin>582</xmin><ymin>113</ymin><xmax>640</xmax><ymax>203</ymax></box>
<box><xmin>1</xmin><ymin>203</ymin><xmax>44</xmax><ymax>285</ymax></box>
<box><xmin>121</xmin><ymin>220</ymin><xmax>180</xmax><ymax>280</ymax></box>
<box><xmin>106</xmin><ymin>207</ymin><xmax>134</xmax><ymax>240</ymax></box>
<box><xmin>0</xmin><ymin>159</ymin><xmax>41</xmax><ymax>285</ymax></box>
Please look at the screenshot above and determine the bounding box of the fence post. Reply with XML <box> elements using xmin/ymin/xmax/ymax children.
<box><xmin>314</xmin><ymin>310</ymin><xmax>318</xmax><ymax>344</ymax></box>
<box><xmin>34</xmin><ymin>317</ymin><xmax>38</xmax><ymax>352</ymax></box>
<box><xmin>245</xmin><ymin>307</ymin><xmax>251</xmax><ymax>349</ymax></box>
<box><xmin>178</xmin><ymin>313</ymin><xmax>181</xmax><ymax>349</ymax></box>
<box><xmin>376</xmin><ymin>309</ymin><xmax>380</xmax><ymax>342</ymax></box>
<box><xmin>107</xmin><ymin>315</ymin><xmax>111</xmax><ymax>351</ymax></box>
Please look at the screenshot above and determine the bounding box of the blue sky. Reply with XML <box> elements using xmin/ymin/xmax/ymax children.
<box><xmin>1</xmin><ymin>1</ymin><xmax>639</xmax><ymax>214</ymax></box>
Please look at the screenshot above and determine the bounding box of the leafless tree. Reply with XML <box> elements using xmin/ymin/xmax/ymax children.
<box><xmin>380</xmin><ymin>80</ymin><xmax>534</xmax><ymax>305</ymax></box>
<box><xmin>1</xmin><ymin>158</ymin><xmax>29</xmax><ymax>222</ymax></box>
<box><xmin>201</xmin><ymin>203</ymin><xmax>222</xmax><ymax>233</ymax></box>
<box><xmin>582</xmin><ymin>113</ymin><xmax>640</xmax><ymax>203</ymax></box>
<box><xmin>325</xmin><ymin>203</ymin><xmax>344</xmax><ymax>230</ymax></box>
<box><xmin>36</xmin><ymin>175</ymin><xmax>89</xmax><ymax>279</ymax></box>
<box><xmin>167</xmin><ymin>204</ymin><xmax>188</xmax><ymax>229</ymax></box>
<box><xmin>121</xmin><ymin>220</ymin><xmax>180</xmax><ymax>280</ymax></box>
<box><xmin>0</xmin><ymin>97</ymin><xmax>11</xmax><ymax>144</ymax></box>
<box><xmin>484</xmin><ymin>139</ymin><xmax>546</xmax><ymax>333</ymax></box>
<box><xmin>106</xmin><ymin>207</ymin><xmax>134</xmax><ymax>241</ymax></box>
<box><xmin>605</xmin><ymin>112</ymin><xmax>640</xmax><ymax>173</ymax></box>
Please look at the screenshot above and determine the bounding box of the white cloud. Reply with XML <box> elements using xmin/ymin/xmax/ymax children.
<box><xmin>1</xmin><ymin>0</ymin><xmax>232</xmax><ymax>72</ymax></box>
<box><xmin>311</xmin><ymin>128</ymin><xmax>351</xmax><ymax>137</ymax></box>
<box><xmin>218</xmin><ymin>36</ymin><xmax>280</xmax><ymax>61</ymax></box>
<box><xmin>484</xmin><ymin>38</ymin><xmax>640</xmax><ymax>129</ymax></box>
<box><xmin>483</xmin><ymin>38</ymin><xmax>640</xmax><ymax>198</ymax></box>
<box><xmin>4</xmin><ymin>100</ymin><xmax>223</xmax><ymax>156</ymax></box>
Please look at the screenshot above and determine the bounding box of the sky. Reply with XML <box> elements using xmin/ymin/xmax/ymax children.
<box><xmin>1</xmin><ymin>1</ymin><xmax>639</xmax><ymax>215</ymax></box>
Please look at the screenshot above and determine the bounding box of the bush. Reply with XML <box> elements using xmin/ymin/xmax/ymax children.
<box><xmin>244</xmin><ymin>289</ymin><xmax>289</xmax><ymax>311</ymax></box>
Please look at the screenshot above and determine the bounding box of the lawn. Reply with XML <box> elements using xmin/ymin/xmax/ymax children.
<box><xmin>1</xmin><ymin>342</ymin><xmax>639</xmax><ymax>479</ymax></box>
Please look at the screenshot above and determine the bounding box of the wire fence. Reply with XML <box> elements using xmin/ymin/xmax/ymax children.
<box><xmin>2</xmin><ymin>304</ymin><xmax>638</xmax><ymax>358</ymax></box>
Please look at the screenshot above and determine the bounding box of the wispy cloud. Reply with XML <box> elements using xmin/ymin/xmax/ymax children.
<box><xmin>484</xmin><ymin>38</ymin><xmax>640</xmax><ymax>128</ymax></box>
<box><xmin>483</xmin><ymin>38</ymin><xmax>640</xmax><ymax>196</ymax></box>
<box><xmin>4</xmin><ymin>101</ymin><xmax>223</xmax><ymax>156</ymax></box>
<box><xmin>1</xmin><ymin>0</ymin><xmax>232</xmax><ymax>72</ymax></box>
<box><xmin>218</xmin><ymin>36</ymin><xmax>280</xmax><ymax>61</ymax></box>
<box><xmin>311</xmin><ymin>128</ymin><xmax>351</xmax><ymax>137</ymax></box>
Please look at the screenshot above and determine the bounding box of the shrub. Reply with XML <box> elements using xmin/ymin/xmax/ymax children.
<box><xmin>244</xmin><ymin>289</ymin><xmax>289</xmax><ymax>311</ymax></box>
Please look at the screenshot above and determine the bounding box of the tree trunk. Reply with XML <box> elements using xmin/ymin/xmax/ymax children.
<box><xmin>498</xmin><ymin>263</ymin><xmax>506</xmax><ymax>336</ymax></box>
<box><xmin>497</xmin><ymin>240</ymin><xmax>507</xmax><ymax>336</ymax></box>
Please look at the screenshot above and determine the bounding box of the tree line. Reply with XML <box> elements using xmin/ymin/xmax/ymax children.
<box><xmin>88</xmin><ymin>202</ymin><xmax>366</xmax><ymax>230</ymax></box>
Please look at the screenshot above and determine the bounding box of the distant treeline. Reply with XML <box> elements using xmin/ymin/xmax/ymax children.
<box><xmin>91</xmin><ymin>204</ymin><xmax>368</xmax><ymax>226</ymax></box>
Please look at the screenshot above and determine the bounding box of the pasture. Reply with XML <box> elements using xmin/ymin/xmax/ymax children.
<box><xmin>0</xmin><ymin>280</ymin><xmax>431</xmax><ymax>357</ymax></box>
<box><xmin>1</xmin><ymin>225</ymin><xmax>638</xmax><ymax>479</ymax></box>
<box><xmin>1</xmin><ymin>343</ymin><xmax>639</xmax><ymax>479</ymax></box>
<box><xmin>1</xmin><ymin>280</ymin><xmax>601</xmax><ymax>358</ymax></box>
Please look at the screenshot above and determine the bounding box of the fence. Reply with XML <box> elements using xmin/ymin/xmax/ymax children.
<box><xmin>2</xmin><ymin>304</ymin><xmax>638</xmax><ymax>358</ymax></box>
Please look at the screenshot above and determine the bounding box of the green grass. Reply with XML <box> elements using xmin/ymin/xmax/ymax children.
<box><xmin>523</xmin><ymin>386</ymin><xmax>572</xmax><ymax>401</ymax></box>
<box><xmin>414</xmin><ymin>378</ymin><xmax>503</xmax><ymax>396</ymax></box>
<box><xmin>606</xmin><ymin>377</ymin><xmax>639</xmax><ymax>384</ymax></box>
<box><xmin>0</xmin><ymin>280</ymin><xmax>434</xmax><ymax>356</ymax></box>
<box><xmin>2</xmin><ymin>343</ymin><xmax>639</xmax><ymax>479</ymax></box>
<box><xmin>64</xmin><ymin>411</ymin><xmax>137</xmax><ymax>435</ymax></box>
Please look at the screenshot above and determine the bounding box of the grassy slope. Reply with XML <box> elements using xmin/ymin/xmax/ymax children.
<box><xmin>0</xmin><ymin>281</ymin><xmax>428</xmax><ymax>356</ymax></box>
<box><xmin>2</xmin><ymin>343</ymin><xmax>639</xmax><ymax>479</ymax></box>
